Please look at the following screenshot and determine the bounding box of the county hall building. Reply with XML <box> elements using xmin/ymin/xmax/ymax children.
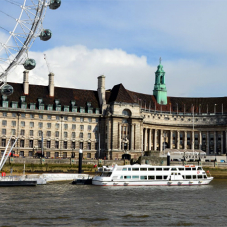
<box><xmin>0</xmin><ymin>62</ymin><xmax>227</xmax><ymax>159</ymax></box>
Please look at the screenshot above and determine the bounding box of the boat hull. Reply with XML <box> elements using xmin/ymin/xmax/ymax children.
<box><xmin>0</xmin><ymin>181</ymin><xmax>37</xmax><ymax>186</ymax></box>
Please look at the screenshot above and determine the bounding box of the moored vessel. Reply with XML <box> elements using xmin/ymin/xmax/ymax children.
<box><xmin>92</xmin><ymin>164</ymin><xmax>213</xmax><ymax>186</ymax></box>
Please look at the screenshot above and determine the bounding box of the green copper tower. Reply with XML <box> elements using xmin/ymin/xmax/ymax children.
<box><xmin>153</xmin><ymin>58</ymin><xmax>167</xmax><ymax>105</ymax></box>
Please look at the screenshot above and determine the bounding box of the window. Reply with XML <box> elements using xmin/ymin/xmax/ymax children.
<box><xmin>47</xmin><ymin>115</ymin><xmax>51</xmax><ymax>120</ymax></box>
<box><xmin>88</xmin><ymin>125</ymin><xmax>92</xmax><ymax>130</ymax></box>
<box><xmin>12</xmin><ymin>102</ymin><xmax>18</xmax><ymax>108</ymax></box>
<box><xmin>96</xmin><ymin>118</ymin><xmax>99</xmax><ymax>122</ymax></box>
<box><xmin>71</xmin><ymin>141</ymin><xmax>75</xmax><ymax>149</ymax></box>
<box><xmin>55</xmin><ymin>141</ymin><xmax>59</xmax><ymax>149</ymax></box>
<box><xmin>64</xmin><ymin>124</ymin><xmax>68</xmax><ymax>130</ymax></box>
<box><xmin>30</xmin><ymin>122</ymin><xmax>34</xmax><ymax>127</ymax></box>
<box><xmin>47</xmin><ymin>123</ymin><xmax>51</xmax><ymax>128</ymax></box>
<box><xmin>80</xmin><ymin>117</ymin><xmax>84</xmax><ymax>122</ymax></box>
<box><xmin>39</xmin><ymin>104</ymin><xmax>44</xmax><ymax>110</ymax></box>
<box><xmin>132</xmin><ymin>168</ymin><xmax>139</xmax><ymax>171</ymax></box>
<box><xmin>2</xmin><ymin>139</ymin><xmax>6</xmax><ymax>147</ymax></box>
<box><xmin>80</xmin><ymin>125</ymin><xmax>84</xmax><ymax>130</ymax></box>
<box><xmin>47</xmin><ymin>141</ymin><xmax>51</xmax><ymax>148</ymax></box>
<box><xmin>79</xmin><ymin>133</ymin><xmax>83</xmax><ymax>138</ymax></box>
<box><xmin>88</xmin><ymin>118</ymin><xmax>92</xmax><ymax>123</ymax></box>
<box><xmin>72</xmin><ymin>117</ymin><xmax>76</xmax><ymax>121</ymax></box>
<box><xmin>63</xmin><ymin>132</ymin><xmax>67</xmax><ymax>138</ymax></box>
<box><xmin>19</xmin><ymin>151</ymin><xmax>24</xmax><ymax>157</ymax></box>
<box><xmin>21</xmin><ymin>121</ymin><xmax>25</xmax><ymax>127</ymax></box>
<box><xmin>47</xmin><ymin>131</ymin><xmax>51</xmax><ymax>137</ymax></box>
<box><xmin>29</xmin><ymin>140</ymin><xmax>33</xmax><ymax>148</ymax></box>
<box><xmin>30</xmin><ymin>130</ymin><xmax>34</xmax><ymax>136</ymax></box>
<box><xmin>64</xmin><ymin>106</ymin><xmax>69</xmax><ymax>112</ymax></box>
<box><xmin>72</xmin><ymin>124</ymin><xmax>76</xmax><ymax>130</ymax></box>
<box><xmin>11</xmin><ymin>129</ymin><xmax>16</xmax><ymax>135</ymax></box>
<box><xmin>80</xmin><ymin>108</ymin><xmax>85</xmax><ymax>113</ymax></box>
<box><xmin>20</xmin><ymin>140</ymin><xmax>24</xmax><ymax>147</ymax></box>
<box><xmin>21</xmin><ymin>103</ymin><xmax>27</xmax><ymax>109</ymax></box>
<box><xmin>88</xmin><ymin>108</ymin><xmax>93</xmax><ymax>114</ymax></box>
<box><xmin>72</xmin><ymin>132</ymin><xmax>76</xmax><ymax>138</ymax></box>
<box><xmin>38</xmin><ymin>130</ymin><xmax>42</xmax><ymax>137</ymax></box>
<box><xmin>47</xmin><ymin>105</ymin><xmax>53</xmax><ymax>111</ymax></box>
<box><xmin>55</xmin><ymin>123</ymin><xmax>60</xmax><ymax>129</ymax></box>
<box><xmin>2</xmin><ymin>129</ymin><xmax>6</xmax><ymax>135</ymax></box>
<box><xmin>30</xmin><ymin>114</ymin><xmax>34</xmax><ymax>118</ymax></box>
<box><xmin>55</xmin><ymin>152</ymin><xmax>59</xmax><ymax>158</ymax></box>
<box><xmin>80</xmin><ymin>142</ymin><xmax>83</xmax><ymax>149</ymax></box>
<box><xmin>46</xmin><ymin>152</ymin><xmax>50</xmax><ymax>158</ymax></box>
<box><xmin>11</xmin><ymin>139</ymin><xmax>15</xmax><ymax>146</ymax></box>
<box><xmin>3</xmin><ymin>112</ymin><xmax>7</xmax><ymax>117</ymax></box>
<box><xmin>88</xmin><ymin>133</ymin><xmax>91</xmax><ymax>139</ymax></box>
<box><xmin>64</xmin><ymin>116</ymin><xmax>68</xmax><ymax>121</ymax></box>
<box><xmin>38</xmin><ymin>140</ymin><xmax>42</xmax><ymax>148</ymax></box>
<box><xmin>55</xmin><ymin>131</ymin><xmax>59</xmax><ymax>137</ymax></box>
<box><xmin>148</xmin><ymin>168</ymin><xmax>155</xmax><ymax>171</ymax></box>
<box><xmin>63</xmin><ymin>141</ymin><xmax>67</xmax><ymax>149</ymax></box>
<box><xmin>87</xmin><ymin>142</ymin><xmax>91</xmax><ymax>150</ymax></box>
<box><xmin>38</xmin><ymin>122</ymin><xmax>43</xmax><ymax>128</ymax></box>
<box><xmin>140</xmin><ymin>176</ymin><xmax>147</xmax><ymax>180</ymax></box>
<box><xmin>2</xmin><ymin>101</ymin><xmax>8</xmax><ymax>107</ymax></box>
<box><xmin>63</xmin><ymin>152</ymin><xmax>67</xmax><ymax>158</ymax></box>
<box><xmin>39</xmin><ymin>115</ymin><xmax>43</xmax><ymax>119</ymax></box>
<box><xmin>56</xmin><ymin>105</ymin><xmax>61</xmax><ymax>111</ymax></box>
<box><xmin>140</xmin><ymin>168</ymin><xmax>147</xmax><ymax>171</ymax></box>
<box><xmin>2</xmin><ymin>120</ymin><xmax>7</xmax><ymax>126</ymax></box>
<box><xmin>21</xmin><ymin>113</ymin><xmax>25</xmax><ymax>118</ymax></box>
<box><xmin>20</xmin><ymin>129</ymin><xmax>25</xmax><ymax>136</ymax></box>
<box><xmin>87</xmin><ymin>153</ymin><xmax>91</xmax><ymax>158</ymax></box>
<box><xmin>56</xmin><ymin>116</ymin><xmax>60</xmax><ymax>120</ymax></box>
<box><xmin>12</xmin><ymin>113</ymin><xmax>17</xmax><ymax>117</ymax></box>
<box><xmin>30</xmin><ymin>104</ymin><xmax>35</xmax><ymax>110</ymax></box>
<box><xmin>11</xmin><ymin>121</ymin><xmax>16</xmax><ymax>127</ymax></box>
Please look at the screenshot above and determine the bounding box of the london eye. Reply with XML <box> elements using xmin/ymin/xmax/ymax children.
<box><xmin>0</xmin><ymin>0</ymin><xmax>61</xmax><ymax>96</ymax></box>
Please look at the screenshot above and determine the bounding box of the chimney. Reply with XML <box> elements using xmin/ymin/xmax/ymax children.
<box><xmin>23</xmin><ymin>70</ymin><xmax>29</xmax><ymax>95</ymax></box>
<box><xmin>48</xmin><ymin>72</ymin><xmax>54</xmax><ymax>97</ymax></box>
<box><xmin>97</xmin><ymin>75</ymin><xmax>106</xmax><ymax>108</ymax></box>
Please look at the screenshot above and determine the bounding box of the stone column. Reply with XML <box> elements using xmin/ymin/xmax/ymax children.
<box><xmin>131</xmin><ymin>124</ymin><xmax>134</xmax><ymax>151</ymax></box>
<box><xmin>154</xmin><ymin>129</ymin><xmax>157</xmax><ymax>151</ymax></box>
<box><xmin>221</xmin><ymin>131</ymin><xmax>223</xmax><ymax>154</ymax></box>
<box><xmin>177</xmin><ymin>131</ymin><xmax>180</xmax><ymax>150</ymax></box>
<box><xmin>148</xmin><ymin>129</ymin><xmax>151</xmax><ymax>151</ymax></box>
<box><xmin>144</xmin><ymin>128</ymin><xmax>147</xmax><ymax>151</ymax></box>
<box><xmin>170</xmin><ymin>130</ymin><xmax>173</xmax><ymax>149</ymax></box>
<box><xmin>206</xmin><ymin>131</ymin><xmax>209</xmax><ymax>154</ymax></box>
<box><xmin>199</xmin><ymin>131</ymin><xmax>202</xmax><ymax>150</ymax></box>
<box><xmin>184</xmin><ymin>131</ymin><xmax>187</xmax><ymax>150</ymax></box>
<box><xmin>214</xmin><ymin>131</ymin><xmax>217</xmax><ymax>154</ymax></box>
<box><xmin>160</xmin><ymin>129</ymin><xmax>163</xmax><ymax>152</ymax></box>
<box><xmin>119</xmin><ymin>123</ymin><xmax>121</xmax><ymax>150</ymax></box>
<box><xmin>150</xmin><ymin>129</ymin><xmax>153</xmax><ymax>150</ymax></box>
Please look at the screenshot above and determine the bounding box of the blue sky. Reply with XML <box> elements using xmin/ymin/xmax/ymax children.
<box><xmin>1</xmin><ymin>0</ymin><xmax>227</xmax><ymax>97</ymax></box>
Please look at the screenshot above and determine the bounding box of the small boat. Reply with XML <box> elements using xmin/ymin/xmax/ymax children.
<box><xmin>0</xmin><ymin>176</ymin><xmax>37</xmax><ymax>186</ymax></box>
<box><xmin>92</xmin><ymin>164</ymin><xmax>213</xmax><ymax>186</ymax></box>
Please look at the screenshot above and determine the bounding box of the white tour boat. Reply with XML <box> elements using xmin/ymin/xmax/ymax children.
<box><xmin>92</xmin><ymin>164</ymin><xmax>213</xmax><ymax>186</ymax></box>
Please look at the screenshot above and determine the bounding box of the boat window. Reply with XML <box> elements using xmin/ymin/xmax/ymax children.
<box><xmin>171</xmin><ymin>168</ymin><xmax>177</xmax><ymax>171</ymax></box>
<box><xmin>163</xmin><ymin>168</ymin><xmax>170</xmax><ymax>171</ymax></box>
<box><xmin>132</xmin><ymin>168</ymin><xmax>139</xmax><ymax>171</ymax></box>
<box><xmin>192</xmin><ymin>168</ymin><xmax>196</xmax><ymax>171</ymax></box>
<box><xmin>128</xmin><ymin>168</ymin><xmax>131</xmax><ymax>171</ymax></box>
<box><xmin>197</xmin><ymin>167</ymin><xmax>202</xmax><ymax>170</ymax></box>
<box><xmin>140</xmin><ymin>176</ymin><xmax>147</xmax><ymax>180</ymax></box>
<box><xmin>204</xmin><ymin>175</ymin><xmax>207</xmax><ymax>179</ymax></box>
<box><xmin>140</xmin><ymin>168</ymin><xmax>147</xmax><ymax>171</ymax></box>
<box><xmin>148</xmin><ymin>168</ymin><xmax>155</xmax><ymax>171</ymax></box>
<box><xmin>178</xmin><ymin>168</ymin><xmax>184</xmax><ymax>171</ymax></box>
<box><xmin>156</xmin><ymin>168</ymin><xmax>162</xmax><ymax>171</ymax></box>
<box><xmin>178</xmin><ymin>173</ymin><xmax>181</xmax><ymax>175</ymax></box>
<box><xmin>185</xmin><ymin>168</ymin><xmax>191</xmax><ymax>171</ymax></box>
<box><xmin>120</xmin><ymin>176</ymin><xmax>123</xmax><ymax>179</ymax></box>
<box><xmin>148</xmin><ymin>176</ymin><xmax>154</xmax><ymax>180</ymax></box>
<box><xmin>117</xmin><ymin>167</ymin><xmax>122</xmax><ymax>171</ymax></box>
<box><xmin>198</xmin><ymin>175</ymin><xmax>202</xmax><ymax>179</ymax></box>
<box><xmin>163</xmin><ymin>176</ymin><xmax>168</xmax><ymax>179</ymax></box>
<box><xmin>122</xmin><ymin>168</ymin><xmax>127</xmax><ymax>171</ymax></box>
<box><xmin>156</xmin><ymin>176</ymin><xmax>162</xmax><ymax>179</ymax></box>
<box><xmin>124</xmin><ymin>176</ymin><xmax>131</xmax><ymax>179</ymax></box>
<box><xmin>101</xmin><ymin>173</ymin><xmax>112</xmax><ymax>177</ymax></box>
<box><xmin>193</xmin><ymin>175</ymin><xmax>197</xmax><ymax>179</ymax></box>
<box><xmin>186</xmin><ymin>175</ymin><xmax>191</xmax><ymax>179</ymax></box>
<box><xmin>132</xmin><ymin>176</ymin><xmax>139</xmax><ymax>179</ymax></box>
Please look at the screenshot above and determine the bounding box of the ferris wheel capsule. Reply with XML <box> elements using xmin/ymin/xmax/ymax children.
<box><xmin>49</xmin><ymin>0</ymin><xmax>61</xmax><ymax>10</ymax></box>
<box><xmin>1</xmin><ymin>84</ymin><xmax>14</xmax><ymax>96</ymax></box>
<box><xmin>23</xmin><ymin>59</ymin><xmax>36</xmax><ymax>70</ymax></box>
<box><xmin>40</xmin><ymin>29</ymin><xmax>52</xmax><ymax>41</ymax></box>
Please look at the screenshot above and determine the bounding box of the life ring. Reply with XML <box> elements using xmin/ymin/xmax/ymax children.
<box><xmin>197</xmin><ymin>171</ymin><xmax>200</xmax><ymax>174</ymax></box>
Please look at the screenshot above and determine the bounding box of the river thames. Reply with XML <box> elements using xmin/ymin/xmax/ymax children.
<box><xmin>0</xmin><ymin>179</ymin><xmax>226</xmax><ymax>226</ymax></box>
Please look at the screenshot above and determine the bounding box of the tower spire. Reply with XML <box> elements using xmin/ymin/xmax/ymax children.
<box><xmin>159</xmin><ymin>57</ymin><xmax>162</xmax><ymax>65</ymax></box>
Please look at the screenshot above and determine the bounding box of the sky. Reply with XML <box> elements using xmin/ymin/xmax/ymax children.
<box><xmin>1</xmin><ymin>0</ymin><xmax>227</xmax><ymax>97</ymax></box>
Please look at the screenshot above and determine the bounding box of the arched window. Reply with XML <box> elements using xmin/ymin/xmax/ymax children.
<box><xmin>122</xmin><ymin>109</ymin><xmax>131</xmax><ymax>117</ymax></box>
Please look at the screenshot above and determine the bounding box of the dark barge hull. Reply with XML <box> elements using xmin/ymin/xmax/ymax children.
<box><xmin>0</xmin><ymin>181</ymin><xmax>37</xmax><ymax>186</ymax></box>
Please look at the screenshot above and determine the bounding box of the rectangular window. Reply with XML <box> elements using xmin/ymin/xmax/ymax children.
<box><xmin>47</xmin><ymin>141</ymin><xmax>51</xmax><ymax>148</ymax></box>
<box><xmin>80</xmin><ymin>142</ymin><xmax>83</xmax><ymax>149</ymax></box>
<box><xmin>46</xmin><ymin>152</ymin><xmax>50</xmax><ymax>158</ymax></box>
<box><xmin>80</xmin><ymin>125</ymin><xmax>84</xmax><ymax>130</ymax></box>
<box><xmin>132</xmin><ymin>168</ymin><xmax>139</xmax><ymax>171</ymax></box>
<box><xmin>140</xmin><ymin>176</ymin><xmax>147</xmax><ymax>180</ymax></box>
<box><xmin>39</xmin><ymin>104</ymin><xmax>44</xmax><ymax>110</ymax></box>
<box><xmin>2</xmin><ymin>139</ymin><xmax>6</xmax><ymax>147</ymax></box>
<box><xmin>88</xmin><ymin>125</ymin><xmax>92</xmax><ymax>130</ymax></box>
<box><xmin>72</xmin><ymin>132</ymin><xmax>76</xmax><ymax>138</ymax></box>
<box><xmin>2</xmin><ymin>101</ymin><xmax>8</xmax><ymax>107</ymax></box>
<box><xmin>20</xmin><ymin>140</ymin><xmax>24</xmax><ymax>147</ymax></box>
<box><xmin>11</xmin><ymin>129</ymin><xmax>16</xmax><ymax>135</ymax></box>
<box><xmin>88</xmin><ymin>133</ymin><xmax>91</xmax><ymax>139</ymax></box>
<box><xmin>30</xmin><ymin>122</ymin><xmax>34</xmax><ymax>127</ymax></box>
<box><xmin>71</xmin><ymin>141</ymin><xmax>75</xmax><ymax>149</ymax></box>
<box><xmin>55</xmin><ymin>141</ymin><xmax>59</xmax><ymax>149</ymax></box>
<box><xmin>38</xmin><ymin>140</ymin><xmax>42</xmax><ymax>148</ymax></box>
<box><xmin>72</xmin><ymin>124</ymin><xmax>76</xmax><ymax>130</ymax></box>
<box><xmin>12</xmin><ymin>102</ymin><xmax>18</xmax><ymax>108</ymax></box>
<box><xmin>56</xmin><ymin>105</ymin><xmax>61</xmax><ymax>111</ymax></box>
<box><xmin>148</xmin><ymin>176</ymin><xmax>155</xmax><ymax>180</ymax></box>
<box><xmin>38</xmin><ymin>130</ymin><xmax>42</xmax><ymax>137</ymax></box>
<box><xmin>64</xmin><ymin>106</ymin><xmax>69</xmax><ymax>112</ymax></box>
<box><xmin>47</xmin><ymin>123</ymin><xmax>51</xmax><ymax>128</ymax></box>
<box><xmin>55</xmin><ymin>152</ymin><xmax>59</xmax><ymax>158</ymax></box>
<box><xmin>140</xmin><ymin>168</ymin><xmax>147</xmax><ymax>171</ymax></box>
<box><xmin>63</xmin><ymin>141</ymin><xmax>67</xmax><ymax>149</ymax></box>
<box><xmin>64</xmin><ymin>132</ymin><xmax>68</xmax><ymax>138</ymax></box>
<box><xmin>156</xmin><ymin>176</ymin><xmax>162</xmax><ymax>180</ymax></box>
<box><xmin>72</xmin><ymin>117</ymin><xmax>76</xmax><ymax>121</ymax></box>
<box><xmin>63</xmin><ymin>152</ymin><xmax>67</xmax><ymax>158</ymax></box>
<box><xmin>30</xmin><ymin>104</ymin><xmax>36</xmax><ymax>110</ymax></box>
<box><xmin>55</xmin><ymin>131</ymin><xmax>59</xmax><ymax>137</ymax></box>
<box><xmin>12</xmin><ymin>113</ymin><xmax>17</xmax><ymax>117</ymax></box>
<box><xmin>38</xmin><ymin>122</ymin><xmax>43</xmax><ymax>128</ymax></box>
<box><xmin>88</xmin><ymin>118</ymin><xmax>92</xmax><ymax>123</ymax></box>
<box><xmin>47</xmin><ymin>131</ymin><xmax>51</xmax><ymax>137</ymax></box>
<box><xmin>47</xmin><ymin>115</ymin><xmax>51</xmax><ymax>120</ymax></box>
<box><xmin>30</xmin><ymin>114</ymin><xmax>34</xmax><ymax>118</ymax></box>
<box><xmin>11</xmin><ymin>121</ymin><xmax>16</xmax><ymax>127</ymax></box>
<box><xmin>87</xmin><ymin>142</ymin><xmax>91</xmax><ymax>150</ymax></box>
<box><xmin>47</xmin><ymin>105</ymin><xmax>53</xmax><ymax>111</ymax></box>
<box><xmin>21</xmin><ymin>103</ymin><xmax>27</xmax><ymax>109</ymax></box>
<box><xmin>29</xmin><ymin>140</ymin><xmax>33</xmax><ymax>148</ymax></box>
<box><xmin>2</xmin><ymin>129</ymin><xmax>6</xmax><ymax>135</ymax></box>
<box><xmin>30</xmin><ymin>130</ymin><xmax>33</xmax><ymax>136</ymax></box>
<box><xmin>20</xmin><ymin>129</ymin><xmax>25</xmax><ymax>136</ymax></box>
<box><xmin>132</xmin><ymin>176</ymin><xmax>139</xmax><ymax>179</ymax></box>
<box><xmin>80</xmin><ymin>117</ymin><xmax>84</xmax><ymax>122</ymax></box>
<box><xmin>87</xmin><ymin>153</ymin><xmax>91</xmax><ymax>158</ymax></box>
<box><xmin>39</xmin><ymin>115</ymin><xmax>43</xmax><ymax>119</ymax></box>
<box><xmin>2</xmin><ymin>120</ymin><xmax>7</xmax><ymax>126</ymax></box>
<box><xmin>21</xmin><ymin>121</ymin><xmax>25</xmax><ymax>127</ymax></box>
<box><xmin>55</xmin><ymin>123</ymin><xmax>60</xmax><ymax>129</ymax></box>
<box><xmin>79</xmin><ymin>133</ymin><xmax>83</xmax><ymax>138</ymax></box>
<box><xmin>80</xmin><ymin>108</ymin><xmax>85</xmax><ymax>113</ymax></box>
<box><xmin>3</xmin><ymin>112</ymin><xmax>7</xmax><ymax>117</ymax></box>
<box><xmin>64</xmin><ymin>124</ymin><xmax>68</xmax><ymax>130</ymax></box>
<box><xmin>64</xmin><ymin>116</ymin><xmax>68</xmax><ymax>121</ymax></box>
